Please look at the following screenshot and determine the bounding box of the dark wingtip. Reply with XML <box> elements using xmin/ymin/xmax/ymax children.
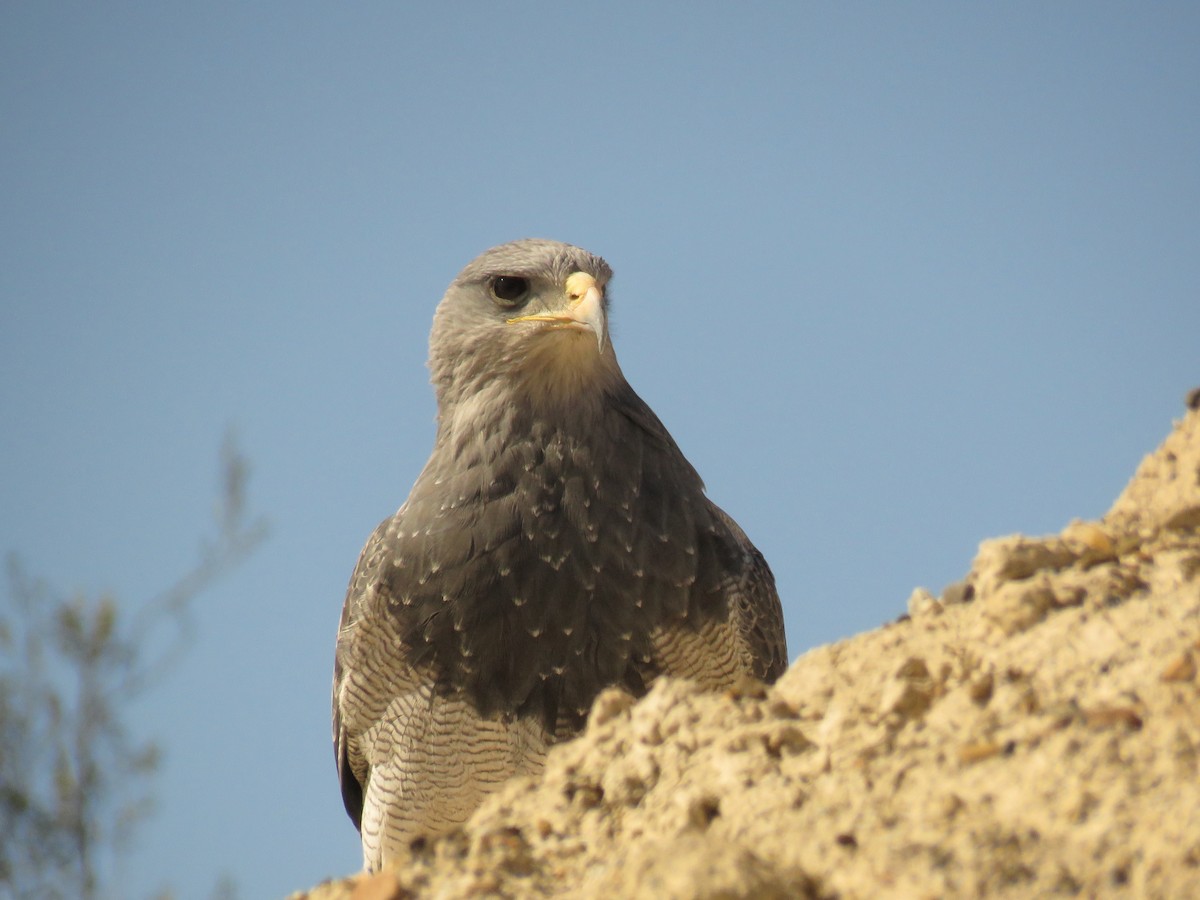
<box><xmin>338</xmin><ymin>738</ymin><xmax>364</xmax><ymax>832</ymax></box>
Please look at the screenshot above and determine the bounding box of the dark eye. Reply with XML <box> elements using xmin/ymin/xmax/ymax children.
<box><xmin>490</xmin><ymin>275</ymin><xmax>530</xmax><ymax>306</ymax></box>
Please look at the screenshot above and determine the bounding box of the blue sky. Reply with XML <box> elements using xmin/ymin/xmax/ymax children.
<box><xmin>2</xmin><ymin>3</ymin><xmax>1197</xmax><ymax>897</ymax></box>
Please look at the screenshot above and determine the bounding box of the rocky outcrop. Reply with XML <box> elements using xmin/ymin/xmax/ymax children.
<box><xmin>294</xmin><ymin>398</ymin><xmax>1200</xmax><ymax>899</ymax></box>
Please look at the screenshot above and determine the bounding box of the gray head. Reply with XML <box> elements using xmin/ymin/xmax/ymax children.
<box><xmin>429</xmin><ymin>239</ymin><xmax>623</xmax><ymax>414</ymax></box>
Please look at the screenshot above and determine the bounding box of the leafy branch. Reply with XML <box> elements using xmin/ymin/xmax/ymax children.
<box><xmin>0</xmin><ymin>432</ymin><xmax>268</xmax><ymax>900</ymax></box>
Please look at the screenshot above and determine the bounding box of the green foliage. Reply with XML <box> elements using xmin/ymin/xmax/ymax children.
<box><xmin>0</xmin><ymin>433</ymin><xmax>267</xmax><ymax>900</ymax></box>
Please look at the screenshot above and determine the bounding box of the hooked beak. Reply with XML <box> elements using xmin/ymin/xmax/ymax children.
<box><xmin>506</xmin><ymin>272</ymin><xmax>607</xmax><ymax>353</ymax></box>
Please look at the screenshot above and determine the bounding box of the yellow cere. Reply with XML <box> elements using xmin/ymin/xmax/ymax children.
<box><xmin>564</xmin><ymin>272</ymin><xmax>597</xmax><ymax>304</ymax></box>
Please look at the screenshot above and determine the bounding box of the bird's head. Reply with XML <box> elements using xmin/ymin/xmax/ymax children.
<box><xmin>429</xmin><ymin>239</ymin><xmax>622</xmax><ymax>413</ymax></box>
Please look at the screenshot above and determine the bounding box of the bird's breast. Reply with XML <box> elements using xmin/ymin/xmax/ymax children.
<box><xmin>381</xmin><ymin>418</ymin><xmax>704</xmax><ymax>729</ymax></box>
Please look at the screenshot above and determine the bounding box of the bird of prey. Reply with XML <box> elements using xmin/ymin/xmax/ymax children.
<box><xmin>333</xmin><ymin>239</ymin><xmax>787</xmax><ymax>870</ymax></box>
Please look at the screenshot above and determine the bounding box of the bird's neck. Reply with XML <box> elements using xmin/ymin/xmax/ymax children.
<box><xmin>435</xmin><ymin>377</ymin><xmax>613</xmax><ymax>460</ymax></box>
<box><xmin>435</xmin><ymin>344</ymin><xmax>626</xmax><ymax>444</ymax></box>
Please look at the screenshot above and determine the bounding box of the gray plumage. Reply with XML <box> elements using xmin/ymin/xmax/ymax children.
<box><xmin>333</xmin><ymin>239</ymin><xmax>787</xmax><ymax>869</ymax></box>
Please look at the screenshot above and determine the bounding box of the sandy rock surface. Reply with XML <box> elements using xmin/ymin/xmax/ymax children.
<box><xmin>293</xmin><ymin>402</ymin><xmax>1200</xmax><ymax>899</ymax></box>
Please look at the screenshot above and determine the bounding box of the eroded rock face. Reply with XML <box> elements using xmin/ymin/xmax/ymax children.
<box><xmin>294</xmin><ymin>402</ymin><xmax>1200</xmax><ymax>900</ymax></box>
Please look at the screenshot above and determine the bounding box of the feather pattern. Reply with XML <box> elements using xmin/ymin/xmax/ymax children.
<box><xmin>333</xmin><ymin>239</ymin><xmax>786</xmax><ymax>869</ymax></box>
